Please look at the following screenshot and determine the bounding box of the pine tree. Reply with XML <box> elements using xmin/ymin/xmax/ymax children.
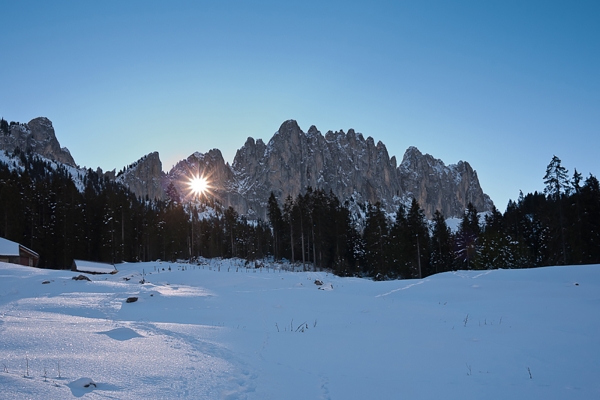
<box><xmin>543</xmin><ymin>155</ymin><xmax>570</xmax><ymax>200</ymax></box>
<box><xmin>454</xmin><ymin>203</ymin><xmax>480</xmax><ymax>270</ymax></box>
<box><xmin>571</xmin><ymin>169</ymin><xmax>583</xmax><ymax>195</ymax></box>
<box><xmin>430</xmin><ymin>210</ymin><xmax>453</xmax><ymax>273</ymax></box>
<box><xmin>543</xmin><ymin>155</ymin><xmax>569</xmax><ymax>264</ymax></box>
<box><xmin>267</xmin><ymin>192</ymin><xmax>284</xmax><ymax>260</ymax></box>
<box><xmin>406</xmin><ymin>198</ymin><xmax>429</xmax><ymax>278</ymax></box>
<box><xmin>362</xmin><ymin>203</ymin><xmax>389</xmax><ymax>279</ymax></box>
<box><xmin>477</xmin><ymin>206</ymin><xmax>529</xmax><ymax>270</ymax></box>
<box><xmin>580</xmin><ymin>175</ymin><xmax>600</xmax><ymax>264</ymax></box>
<box><xmin>567</xmin><ymin>169</ymin><xmax>584</xmax><ymax>264</ymax></box>
<box><xmin>283</xmin><ymin>196</ymin><xmax>295</xmax><ymax>263</ymax></box>
<box><xmin>224</xmin><ymin>207</ymin><xmax>239</xmax><ymax>258</ymax></box>
<box><xmin>388</xmin><ymin>204</ymin><xmax>410</xmax><ymax>278</ymax></box>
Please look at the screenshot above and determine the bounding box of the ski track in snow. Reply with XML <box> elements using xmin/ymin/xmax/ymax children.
<box><xmin>375</xmin><ymin>278</ymin><xmax>429</xmax><ymax>297</ymax></box>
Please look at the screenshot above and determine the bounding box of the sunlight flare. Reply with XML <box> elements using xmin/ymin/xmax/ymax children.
<box><xmin>189</xmin><ymin>175</ymin><xmax>210</xmax><ymax>197</ymax></box>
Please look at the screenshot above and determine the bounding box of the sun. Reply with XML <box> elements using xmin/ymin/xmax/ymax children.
<box><xmin>189</xmin><ymin>175</ymin><xmax>210</xmax><ymax>197</ymax></box>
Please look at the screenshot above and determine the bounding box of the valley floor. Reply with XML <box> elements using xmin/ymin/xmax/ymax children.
<box><xmin>0</xmin><ymin>259</ymin><xmax>599</xmax><ymax>399</ymax></box>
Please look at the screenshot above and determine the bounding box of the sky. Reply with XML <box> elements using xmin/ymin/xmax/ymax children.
<box><xmin>1</xmin><ymin>0</ymin><xmax>598</xmax><ymax>212</ymax></box>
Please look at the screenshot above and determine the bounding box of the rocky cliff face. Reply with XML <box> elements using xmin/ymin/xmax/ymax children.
<box><xmin>227</xmin><ymin>120</ymin><xmax>492</xmax><ymax>218</ymax></box>
<box><xmin>116</xmin><ymin>152</ymin><xmax>165</xmax><ymax>201</ymax></box>
<box><xmin>398</xmin><ymin>147</ymin><xmax>493</xmax><ymax>218</ymax></box>
<box><xmin>0</xmin><ymin>117</ymin><xmax>76</xmax><ymax>166</ymax></box>
<box><xmin>229</xmin><ymin>120</ymin><xmax>404</xmax><ymax>215</ymax></box>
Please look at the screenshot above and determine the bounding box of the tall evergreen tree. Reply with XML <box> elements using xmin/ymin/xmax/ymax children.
<box><xmin>388</xmin><ymin>204</ymin><xmax>410</xmax><ymax>278</ymax></box>
<box><xmin>543</xmin><ymin>155</ymin><xmax>570</xmax><ymax>200</ymax></box>
<box><xmin>543</xmin><ymin>155</ymin><xmax>569</xmax><ymax>264</ymax></box>
<box><xmin>362</xmin><ymin>203</ymin><xmax>389</xmax><ymax>279</ymax></box>
<box><xmin>267</xmin><ymin>192</ymin><xmax>284</xmax><ymax>260</ymax></box>
<box><xmin>406</xmin><ymin>198</ymin><xmax>429</xmax><ymax>278</ymax></box>
<box><xmin>454</xmin><ymin>203</ymin><xmax>480</xmax><ymax>270</ymax></box>
<box><xmin>580</xmin><ymin>175</ymin><xmax>600</xmax><ymax>264</ymax></box>
<box><xmin>282</xmin><ymin>195</ymin><xmax>295</xmax><ymax>263</ymax></box>
<box><xmin>430</xmin><ymin>210</ymin><xmax>453</xmax><ymax>274</ymax></box>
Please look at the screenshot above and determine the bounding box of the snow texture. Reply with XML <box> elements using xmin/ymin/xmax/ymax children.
<box><xmin>0</xmin><ymin>260</ymin><xmax>598</xmax><ymax>399</ymax></box>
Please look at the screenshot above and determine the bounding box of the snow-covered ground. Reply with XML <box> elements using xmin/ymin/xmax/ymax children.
<box><xmin>0</xmin><ymin>259</ymin><xmax>598</xmax><ymax>399</ymax></box>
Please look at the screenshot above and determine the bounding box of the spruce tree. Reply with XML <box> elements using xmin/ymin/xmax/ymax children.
<box><xmin>543</xmin><ymin>155</ymin><xmax>569</xmax><ymax>264</ymax></box>
<box><xmin>267</xmin><ymin>192</ymin><xmax>284</xmax><ymax>260</ymax></box>
<box><xmin>389</xmin><ymin>204</ymin><xmax>410</xmax><ymax>278</ymax></box>
<box><xmin>580</xmin><ymin>175</ymin><xmax>600</xmax><ymax>263</ymax></box>
<box><xmin>543</xmin><ymin>155</ymin><xmax>570</xmax><ymax>200</ymax></box>
<box><xmin>406</xmin><ymin>198</ymin><xmax>429</xmax><ymax>278</ymax></box>
<box><xmin>430</xmin><ymin>210</ymin><xmax>453</xmax><ymax>274</ymax></box>
<box><xmin>362</xmin><ymin>203</ymin><xmax>389</xmax><ymax>280</ymax></box>
<box><xmin>454</xmin><ymin>203</ymin><xmax>480</xmax><ymax>270</ymax></box>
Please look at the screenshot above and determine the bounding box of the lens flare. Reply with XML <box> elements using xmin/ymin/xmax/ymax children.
<box><xmin>189</xmin><ymin>175</ymin><xmax>209</xmax><ymax>197</ymax></box>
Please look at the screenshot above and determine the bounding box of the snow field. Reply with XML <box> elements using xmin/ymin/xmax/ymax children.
<box><xmin>0</xmin><ymin>260</ymin><xmax>599</xmax><ymax>399</ymax></box>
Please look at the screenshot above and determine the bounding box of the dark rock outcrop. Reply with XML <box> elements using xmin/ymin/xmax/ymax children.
<box><xmin>116</xmin><ymin>152</ymin><xmax>165</xmax><ymax>201</ymax></box>
<box><xmin>0</xmin><ymin>117</ymin><xmax>76</xmax><ymax>166</ymax></box>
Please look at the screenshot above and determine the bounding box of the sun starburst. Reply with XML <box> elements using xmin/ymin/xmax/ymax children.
<box><xmin>189</xmin><ymin>175</ymin><xmax>210</xmax><ymax>198</ymax></box>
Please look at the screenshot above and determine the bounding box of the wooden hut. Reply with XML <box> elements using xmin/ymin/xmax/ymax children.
<box><xmin>0</xmin><ymin>237</ymin><xmax>40</xmax><ymax>267</ymax></box>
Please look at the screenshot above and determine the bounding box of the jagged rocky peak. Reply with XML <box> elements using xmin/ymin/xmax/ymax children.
<box><xmin>229</xmin><ymin>120</ymin><xmax>493</xmax><ymax>219</ymax></box>
<box><xmin>231</xmin><ymin>120</ymin><xmax>403</xmax><ymax>217</ymax></box>
<box><xmin>166</xmin><ymin>148</ymin><xmax>236</xmax><ymax>201</ymax></box>
<box><xmin>398</xmin><ymin>146</ymin><xmax>493</xmax><ymax>218</ymax></box>
<box><xmin>117</xmin><ymin>151</ymin><xmax>165</xmax><ymax>200</ymax></box>
<box><xmin>232</xmin><ymin>137</ymin><xmax>266</xmax><ymax>175</ymax></box>
<box><xmin>307</xmin><ymin>125</ymin><xmax>319</xmax><ymax>135</ymax></box>
<box><xmin>0</xmin><ymin>117</ymin><xmax>76</xmax><ymax>166</ymax></box>
<box><xmin>277</xmin><ymin>119</ymin><xmax>302</xmax><ymax>136</ymax></box>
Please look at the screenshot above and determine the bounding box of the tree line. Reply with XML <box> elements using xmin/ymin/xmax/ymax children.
<box><xmin>266</xmin><ymin>155</ymin><xmax>599</xmax><ymax>278</ymax></box>
<box><xmin>0</xmin><ymin>150</ymin><xmax>270</xmax><ymax>268</ymax></box>
<box><xmin>0</xmin><ymin>151</ymin><xmax>598</xmax><ymax>277</ymax></box>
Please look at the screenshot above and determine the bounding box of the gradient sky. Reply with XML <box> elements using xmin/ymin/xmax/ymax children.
<box><xmin>1</xmin><ymin>0</ymin><xmax>598</xmax><ymax>212</ymax></box>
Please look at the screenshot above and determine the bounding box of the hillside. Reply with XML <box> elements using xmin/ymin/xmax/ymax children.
<box><xmin>0</xmin><ymin>260</ymin><xmax>598</xmax><ymax>399</ymax></box>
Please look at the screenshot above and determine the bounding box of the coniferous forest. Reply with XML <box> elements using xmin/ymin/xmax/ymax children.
<box><xmin>0</xmin><ymin>151</ymin><xmax>598</xmax><ymax>278</ymax></box>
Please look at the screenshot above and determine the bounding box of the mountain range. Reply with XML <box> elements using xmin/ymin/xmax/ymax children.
<box><xmin>1</xmin><ymin>117</ymin><xmax>493</xmax><ymax>219</ymax></box>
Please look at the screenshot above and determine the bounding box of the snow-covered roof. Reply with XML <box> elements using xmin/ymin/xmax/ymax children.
<box><xmin>73</xmin><ymin>259</ymin><xmax>116</xmax><ymax>274</ymax></box>
<box><xmin>0</xmin><ymin>237</ymin><xmax>20</xmax><ymax>256</ymax></box>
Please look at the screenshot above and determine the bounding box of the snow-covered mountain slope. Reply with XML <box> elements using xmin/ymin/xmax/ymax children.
<box><xmin>0</xmin><ymin>117</ymin><xmax>76</xmax><ymax>166</ymax></box>
<box><xmin>0</xmin><ymin>149</ymin><xmax>87</xmax><ymax>192</ymax></box>
<box><xmin>0</xmin><ymin>260</ymin><xmax>598</xmax><ymax>399</ymax></box>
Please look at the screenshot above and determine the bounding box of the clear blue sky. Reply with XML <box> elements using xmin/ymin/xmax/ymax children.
<box><xmin>1</xmin><ymin>0</ymin><xmax>598</xmax><ymax>212</ymax></box>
